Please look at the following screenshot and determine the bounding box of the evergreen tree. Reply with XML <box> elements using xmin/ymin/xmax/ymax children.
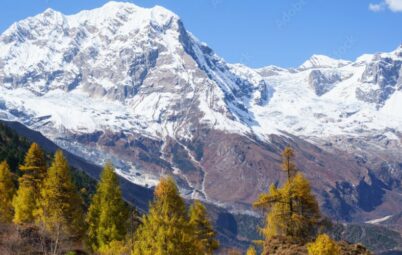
<box><xmin>36</xmin><ymin>150</ymin><xmax>84</xmax><ymax>253</ymax></box>
<box><xmin>86</xmin><ymin>163</ymin><xmax>129</xmax><ymax>252</ymax></box>
<box><xmin>189</xmin><ymin>200</ymin><xmax>219</xmax><ymax>254</ymax></box>
<box><xmin>132</xmin><ymin>176</ymin><xmax>197</xmax><ymax>255</ymax></box>
<box><xmin>13</xmin><ymin>143</ymin><xmax>47</xmax><ymax>224</ymax></box>
<box><xmin>254</xmin><ymin>147</ymin><xmax>321</xmax><ymax>252</ymax></box>
<box><xmin>246</xmin><ymin>245</ymin><xmax>257</xmax><ymax>255</ymax></box>
<box><xmin>0</xmin><ymin>161</ymin><xmax>16</xmax><ymax>223</ymax></box>
<box><xmin>307</xmin><ymin>234</ymin><xmax>340</xmax><ymax>255</ymax></box>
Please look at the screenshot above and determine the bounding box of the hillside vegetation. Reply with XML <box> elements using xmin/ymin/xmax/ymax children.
<box><xmin>0</xmin><ymin>123</ymin><xmax>375</xmax><ymax>254</ymax></box>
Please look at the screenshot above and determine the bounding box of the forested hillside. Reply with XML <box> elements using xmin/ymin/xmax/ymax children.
<box><xmin>0</xmin><ymin>122</ymin><xmax>97</xmax><ymax>204</ymax></box>
<box><xmin>0</xmin><ymin>122</ymin><xmax>377</xmax><ymax>255</ymax></box>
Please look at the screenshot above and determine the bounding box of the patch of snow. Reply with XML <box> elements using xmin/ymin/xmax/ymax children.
<box><xmin>366</xmin><ymin>215</ymin><xmax>393</xmax><ymax>224</ymax></box>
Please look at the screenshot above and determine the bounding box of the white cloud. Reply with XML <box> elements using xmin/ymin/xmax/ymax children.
<box><xmin>385</xmin><ymin>0</ymin><xmax>402</xmax><ymax>11</ymax></box>
<box><xmin>369</xmin><ymin>3</ymin><xmax>384</xmax><ymax>11</ymax></box>
<box><xmin>369</xmin><ymin>0</ymin><xmax>402</xmax><ymax>12</ymax></box>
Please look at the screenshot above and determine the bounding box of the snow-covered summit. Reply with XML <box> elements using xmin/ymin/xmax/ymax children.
<box><xmin>0</xmin><ymin>1</ymin><xmax>401</xmax><ymax>139</ymax></box>
<box><xmin>71</xmin><ymin>1</ymin><xmax>178</xmax><ymax>22</ymax></box>
<box><xmin>1</xmin><ymin>1</ymin><xmax>180</xmax><ymax>42</ymax></box>
<box><xmin>299</xmin><ymin>54</ymin><xmax>351</xmax><ymax>70</ymax></box>
<box><xmin>69</xmin><ymin>1</ymin><xmax>179</xmax><ymax>29</ymax></box>
<box><xmin>0</xmin><ymin>1</ymin><xmax>401</xmax><ymax>140</ymax></box>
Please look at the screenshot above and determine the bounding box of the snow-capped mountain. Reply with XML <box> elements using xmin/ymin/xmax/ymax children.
<box><xmin>1</xmin><ymin>1</ymin><xmax>402</xmax><ymax>223</ymax></box>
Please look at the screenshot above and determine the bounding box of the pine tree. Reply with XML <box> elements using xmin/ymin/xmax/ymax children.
<box><xmin>307</xmin><ymin>234</ymin><xmax>340</xmax><ymax>255</ymax></box>
<box><xmin>36</xmin><ymin>150</ymin><xmax>84</xmax><ymax>253</ymax></box>
<box><xmin>13</xmin><ymin>143</ymin><xmax>47</xmax><ymax>224</ymax></box>
<box><xmin>189</xmin><ymin>200</ymin><xmax>219</xmax><ymax>254</ymax></box>
<box><xmin>246</xmin><ymin>245</ymin><xmax>257</xmax><ymax>255</ymax></box>
<box><xmin>132</xmin><ymin>176</ymin><xmax>197</xmax><ymax>255</ymax></box>
<box><xmin>86</xmin><ymin>163</ymin><xmax>129</xmax><ymax>252</ymax></box>
<box><xmin>0</xmin><ymin>161</ymin><xmax>16</xmax><ymax>223</ymax></box>
<box><xmin>254</xmin><ymin>147</ymin><xmax>321</xmax><ymax>252</ymax></box>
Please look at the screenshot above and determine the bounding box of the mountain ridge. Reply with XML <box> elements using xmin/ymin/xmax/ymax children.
<box><xmin>0</xmin><ymin>1</ymin><xmax>402</xmax><ymax>226</ymax></box>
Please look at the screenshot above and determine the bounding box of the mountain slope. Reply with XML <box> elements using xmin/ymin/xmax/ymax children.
<box><xmin>0</xmin><ymin>1</ymin><xmax>401</xmax><ymax>224</ymax></box>
<box><xmin>0</xmin><ymin>120</ymin><xmax>259</xmax><ymax>251</ymax></box>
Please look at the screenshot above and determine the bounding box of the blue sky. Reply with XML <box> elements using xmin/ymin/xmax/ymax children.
<box><xmin>1</xmin><ymin>0</ymin><xmax>401</xmax><ymax>68</ymax></box>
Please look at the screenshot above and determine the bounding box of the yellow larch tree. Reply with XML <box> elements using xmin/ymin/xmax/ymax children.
<box><xmin>86</xmin><ymin>163</ymin><xmax>129</xmax><ymax>253</ymax></box>
<box><xmin>0</xmin><ymin>161</ymin><xmax>16</xmax><ymax>223</ymax></box>
<box><xmin>13</xmin><ymin>143</ymin><xmax>47</xmax><ymax>224</ymax></box>
<box><xmin>189</xmin><ymin>200</ymin><xmax>219</xmax><ymax>254</ymax></box>
<box><xmin>36</xmin><ymin>150</ymin><xmax>84</xmax><ymax>254</ymax></box>
<box><xmin>132</xmin><ymin>176</ymin><xmax>199</xmax><ymax>255</ymax></box>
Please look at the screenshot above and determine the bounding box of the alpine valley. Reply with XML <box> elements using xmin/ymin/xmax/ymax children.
<box><xmin>1</xmin><ymin>1</ymin><xmax>402</xmax><ymax>240</ymax></box>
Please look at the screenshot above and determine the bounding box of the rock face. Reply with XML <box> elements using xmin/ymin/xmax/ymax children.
<box><xmin>358</xmin><ymin>57</ymin><xmax>402</xmax><ymax>105</ymax></box>
<box><xmin>0</xmin><ymin>1</ymin><xmax>402</xmax><ymax>225</ymax></box>
<box><xmin>308</xmin><ymin>69</ymin><xmax>351</xmax><ymax>96</ymax></box>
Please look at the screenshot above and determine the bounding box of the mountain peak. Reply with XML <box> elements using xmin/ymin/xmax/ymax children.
<box><xmin>394</xmin><ymin>44</ymin><xmax>402</xmax><ymax>57</ymax></box>
<box><xmin>101</xmin><ymin>1</ymin><xmax>138</xmax><ymax>8</ymax></box>
<box><xmin>43</xmin><ymin>8</ymin><xmax>57</xmax><ymax>14</ymax></box>
<box><xmin>299</xmin><ymin>54</ymin><xmax>350</xmax><ymax>70</ymax></box>
<box><xmin>2</xmin><ymin>7</ymin><xmax>66</xmax><ymax>38</ymax></box>
<box><xmin>151</xmin><ymin>5</ymin><xmax>178</xmax><ymax>17</ymax></box>
<box><xmin>67</xmin><ymin>1</ymin><xmax>180</xmax><ymax>31</ymax></box>
<box><xmin>92</xmin><ymin>1</ymin><xmax>179</xmax><ymax>20</ymax></box>
<box><xmin>36</xmin><ymin>7</ymin><xmax>64</xmax><ymax>21</ymax></box>
<box><xmin>74</xmin><ymin>1</ymin><xmax>143</xmax><ymax>18</ymax></box>
<box><xmin>149</xmin><ymin>5</ymin><xmax>180</xmax><ymax>27</ymax></box>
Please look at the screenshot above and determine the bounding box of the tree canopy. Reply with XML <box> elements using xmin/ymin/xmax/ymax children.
<box><xmin>133</xmin><ymin>177</ymin><xmax>199</xmax><ymax>255</ymax></box>
<box><xmin>86</xmin><ymin>163</ymin><xmax>129</xmax><ymax>252</ymax></box>
<box><xmin>254</xmin><ymin>147</ymin><xmax>321</xmax><ymax>253</ymax></box>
